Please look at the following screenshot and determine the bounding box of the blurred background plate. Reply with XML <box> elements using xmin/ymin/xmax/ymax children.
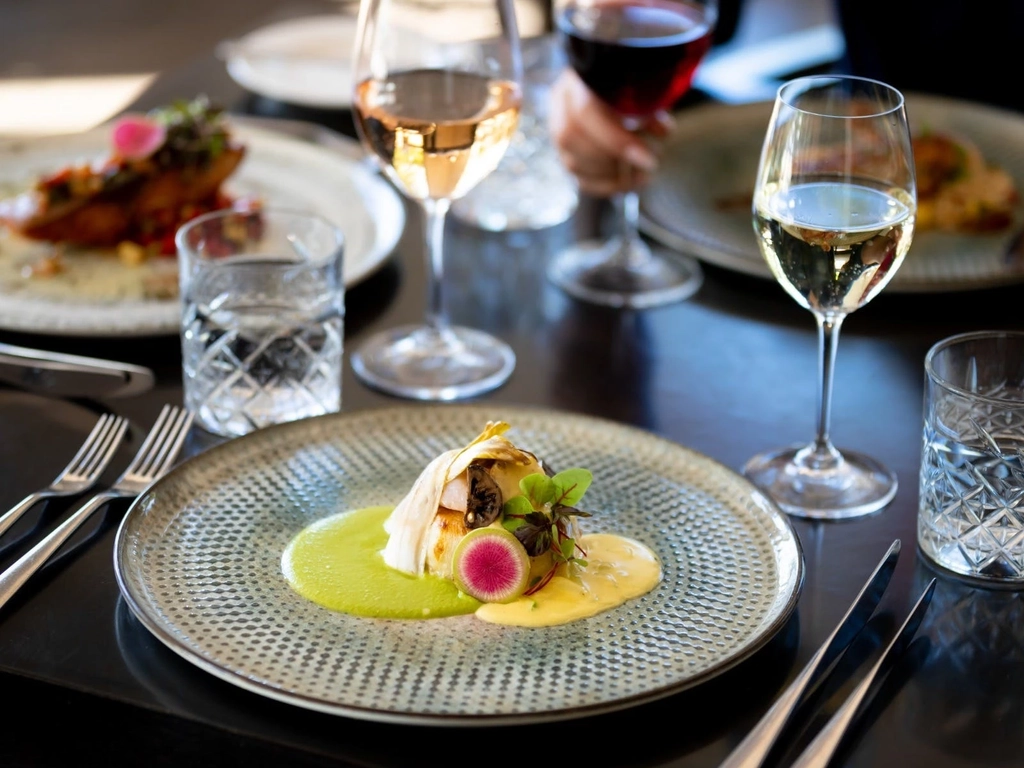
<box><xmin>220</xmin><ymin>14</ymin><xmax>359</xmax><ymax>109</ymax></box>
<box><xmin>640</xmin><ymin>94</ymin><xmax>1024</xmax><ymax>293</ymax></box>
<box><xmin>218</xmin><ymin>10</ymin><xmax>463</xmax><ymax>110</ymax></box>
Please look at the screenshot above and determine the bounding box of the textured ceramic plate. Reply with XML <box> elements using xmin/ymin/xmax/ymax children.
<box><xmin>114</xmin><ymin>405</ymin><xmax>803</xmax><ymax>726</ymax></box>
<box><xmin>641</xmin><ymin>94</ymin><xmax>1024</xmax><ymax>293</ymax></box>
<box><xmin>0</xmin><ymin>119</ymin><xmax>404</xmax><ymax>336</ymax></box>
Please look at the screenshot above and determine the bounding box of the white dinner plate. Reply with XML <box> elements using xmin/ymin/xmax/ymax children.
<box><xmin>221</xmin><ymin>14</ymin><xmax>359</xmax><ymax>110</ymax></box>
<box><xmin>640</xmin><ymin>94</ymin><xmax>1024</xmax><ymax>293</ymax></box>
<box><xmin>0</xmin><ymin>118</ymin><xmax>404</xmax><ymax>337</ymax></box>
<box><xmin>220</xmin><ymin>13</ymin><xmax>443</xmax><ymax>110</ymax></box>
<box><xmin>220</xmin><ymin>6</ymin><xmax>550</xmax><ymax>110</ymax></box>
<box><xmin>114</xmin><ymin>404</ymin><xmax>803</xmax><ymax>726</ymax></box>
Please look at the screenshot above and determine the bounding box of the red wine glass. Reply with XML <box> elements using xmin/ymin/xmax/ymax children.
<box><xmin>549</xmin><ymin>0</ymin><xmax>717</xmax><ymax>308</ymax></box>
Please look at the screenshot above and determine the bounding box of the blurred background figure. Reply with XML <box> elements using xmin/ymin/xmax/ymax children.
<box><xmin>834</xmin><ymin>0</ymin><xmax>1024</xmax><ymax>114</ymax></box>
<box><xmin>548</xmin><ymin>0</ymin><xmax>742</xmax><ymax>198</ymax></box>
<box><xmin>549</xmin><ymin>0</ymin><xmax>1024</xmax><ymax>200</ymax></box>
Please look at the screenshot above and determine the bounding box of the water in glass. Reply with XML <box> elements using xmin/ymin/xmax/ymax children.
<box><xmin>918</xmin><ymin>331</ymin><xmax>1024</xmax><ymax>584</ymax></box>
<box><xmin>182</xmin><ymin>258</ymin><xmax>342</xmax><ymax>437</ymax></box>
<box><xmin>177</xmin><ymin>208</ymin><xmax>345</xmax><ymax>438</ymax></box>
<box><xmin>920</xmin><ymin>425</ymin><xmax>1024</xmax><ymax>580</ymax></box>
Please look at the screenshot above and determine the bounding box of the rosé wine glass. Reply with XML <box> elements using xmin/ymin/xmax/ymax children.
<box><xmin>350</xmin><ymin>0</ymin><xmax>523</xmax><ymax>400</ymax></box>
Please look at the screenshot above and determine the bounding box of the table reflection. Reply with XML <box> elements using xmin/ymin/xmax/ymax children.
<box><xmin>115</xmin><ymin>595</ymin><xmax>801</xmax><ymax>767</ymax></box>
<box><xmin>907</xmin><ymin>559</ymin><xmax>1024</xmax><ymax>763</ymax></box>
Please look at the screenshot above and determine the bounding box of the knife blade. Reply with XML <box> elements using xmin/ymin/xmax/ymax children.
<box><xmin>718</xmin><ymin>538</ymin><xmax>901</xmax><ymax>768</ymax></box>
<box><xmin>788</xmin><ymin>577</ymin><xmax>936</xmax><ymax>768</ymax></box>
<box><xmin>0</xmin><ymin>342</ymin><xmax>155</xmax><ymax>399</ymax></box>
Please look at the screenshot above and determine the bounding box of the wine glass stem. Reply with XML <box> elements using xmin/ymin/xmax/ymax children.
<box><xmin>619</xmin><ymin>189</ymin><xmax>641</xmax><ymax>258</ymax></box>
<box><xmin>613</xmin><ymin>184</ymin><xmax>650</xmax><ymax>270</ymax></box>
<box><xmin>422</xmin><ymin>198</ymin><xmax>451</xmax><ymax>334</ymax></box>
<box><xmin>616</xmin><ymin>117</ymin><xmax>651</xmax><ymax>270</ymax></box>
<box><xmin>803</xmin><ymin>312</ymin><xmax>845</xmax><ymax>470</ymax></box>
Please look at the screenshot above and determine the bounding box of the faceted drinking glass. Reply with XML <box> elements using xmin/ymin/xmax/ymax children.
<box><xmin>919</xmin><ymin>330</ymin><xmax>1024</xmax><ymax>586</ymax></box>
<box><xmin>450</xmin><ymin>33</ymin><xmax>579</xmax><ymax>232</ymax></box>
<box><xmin>176</xmin><ymin>208</ymin><xmax>345</xmax><ymax>437</ymax></box>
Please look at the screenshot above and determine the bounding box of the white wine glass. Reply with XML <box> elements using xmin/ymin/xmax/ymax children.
<box><xmin>350</xmin><ymin>0</ymin><xmax>523</xmax><ymax>400</ymax></box>
<box><xmin>742</xmin><ymin>75</ymin><xmax>917</xmax><ymax>519</ymax></box>
<box><xmin>548</xmin><ymin>0</ymin><xmax>717</xmax><ymax>308</ymax></box>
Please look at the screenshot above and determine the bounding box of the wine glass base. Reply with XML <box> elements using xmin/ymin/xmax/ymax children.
<box><xmin>547</xmin><ymin>238</ymin><xmax>703</xmax><ymax>309</ymax></box>
<box><xmin>742</xmin><ymin>444</ymin><xmax>898</xmax><ymax>520</ymax></box>
<box><xmin>350</xmin><ymin>324</ymin><xmax>515</xmax><ymax>401</ymax></box>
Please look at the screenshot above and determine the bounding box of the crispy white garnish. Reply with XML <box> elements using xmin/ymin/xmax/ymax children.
<box><xmin>381</xmin><ymin>421</ymin><xmax>543</xmax><ymax>576</ymax></box>
<box><xmin>381</xmin><ymin>450</ymin><xmax>459</xmax><ymax>575</ymax></box>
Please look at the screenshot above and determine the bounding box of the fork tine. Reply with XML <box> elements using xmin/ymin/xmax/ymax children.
<box><xmin>135</xmin><ymin>406</ymin><xmax>188</xmax><ymax>477</ymax></box>
<box><xmin>59</xmin><ymin>415</ymin><xmax>114</xmax><ymax>477</ymax></box>
<box><xmin>76</xmin><ymin>416</ymin><xmax>128</xmax><ymax>479</ymax></box>
<box><xmin>122</xmin><ymin>405</ymin><xmax>174</xmax><ymax>475</ymax></box>
<box><xmin>81</xmin><ymin>417</ymin><xmax>130</xmax><ymax>481</ymax></box>
<box><xmin>128</xmin><ymin>406</ymin><xmax>193</xmax><ymax>479</ymax></box>
<box><xmin>150</xmin><ymin>409</ymin><xmax>195</xmax><ymax>477</ymax></box>
<box><xmin>0</xmin><ymin>414</ymin><xmax>129</xmax><ymax>543</ymax></box>
<box><xmin>0</xmin><ymin>403</ymin><xmax>192</xmax><ymax>610</ymax></box>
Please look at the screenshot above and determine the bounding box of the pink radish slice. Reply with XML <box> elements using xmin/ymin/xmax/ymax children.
<box><xmin>111</xmin><ymin>115</ymin><xmax>166</xmax><ymax>160</ymax></box>
<box><xmin>452</xmin><ymin>528</ymin><xmax>531</xmax><ymax>603</ymax></box>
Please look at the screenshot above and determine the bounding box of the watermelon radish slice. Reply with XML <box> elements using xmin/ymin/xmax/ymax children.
<box><xmin>452</xmin><ymin>527</ymin><xmax>531</xmax><ymax>603</ymax></box>
<box><xmin>111</xmin><ymin>115</ymin><xmax>166</xmax><ymax>160</ymax></box>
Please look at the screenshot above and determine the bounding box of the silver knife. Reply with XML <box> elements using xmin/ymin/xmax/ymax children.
<box><xmin>718</xmin><ymin>539</ymin><xmax>902</xmax><ymax>768</ymax></box>
<box><xmin>788</xmin><ymin>577</ymin><xmax>937</xmax><ymax>768</ymax></box>
<box><xmin>0</xmin><ymin>342</ymin><xmax>155</xmax><ymax>399</ymax></box>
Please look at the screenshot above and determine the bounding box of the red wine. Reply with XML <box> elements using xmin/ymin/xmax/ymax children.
<box><xmin>558</xmin><ymin>1</ymin><xmax>713</xmax><ymax>116</ymax></box>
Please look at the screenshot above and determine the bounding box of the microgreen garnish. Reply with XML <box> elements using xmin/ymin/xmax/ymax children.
<box><xmin>501</xmin><ymin>468</ymin><xmax>593</xmax><ymax>595</ymax></box>
<box><xmin>146</xmin><ymin>95</ymin><xmax>229</xmax><ymax>169</ymax></box>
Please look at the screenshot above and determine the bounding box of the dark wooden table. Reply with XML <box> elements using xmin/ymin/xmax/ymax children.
<box><xmin>2</xmin><ymin>2</ymin><xmax>1023</xmax><ymax>766</ymax></box>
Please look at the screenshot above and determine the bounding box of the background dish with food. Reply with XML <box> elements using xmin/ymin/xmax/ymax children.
<box><xmin>640</xmin><ymin>93</ymin><xmax>1024</xmax><ymax>293</ymax></box>
<box><xmin>0</xmin><ymin>111</ymin><xmax>404</xmax><ymax>337</ymax></box>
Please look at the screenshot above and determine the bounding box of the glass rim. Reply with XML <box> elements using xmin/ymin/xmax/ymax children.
<box><xmin>174</xmin><ymin>206</ymin><xmax>345</xmax><ymax>263</ymax></box>
<box><xmin>925</xmin><ymin>329</ymin><xmax>1024</xmax><ymax>404</ymax></box>
<box><xmin>776</xmin><ymin>74</ymin><xmax>906</xmax><ymax>119</ymax></box>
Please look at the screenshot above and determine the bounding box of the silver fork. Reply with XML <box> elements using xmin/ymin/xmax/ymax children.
<box><xmin>0</xmin><ymin>405</ymin><xmax>194</xmax><ymax>609</ymax></box>
<box><xmin>0</xmin><ymin>413</ymin><xmax>130</xmax><ymax>541</ymax></box>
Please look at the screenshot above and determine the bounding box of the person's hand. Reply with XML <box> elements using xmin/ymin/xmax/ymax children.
<box><xmin>548</xmin><ymin>68</ymin><xmax>674</xmax><ymax>198</ymax></box>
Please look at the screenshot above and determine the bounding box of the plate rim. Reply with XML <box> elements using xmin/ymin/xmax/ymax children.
<box><xmin>640</xmin><ymin>93</ymin><xmax>1024</xmax><ymax>294</ymax></box>
<box><xmin>223</xmin><ymin>13</ymin><xmax>356</xmax><ymax>109</ymax></box>
<box><xmin>0</xmin><ymin>116</ymin><xmax>403</xmax><ymax>337</ymax></box>
<box><xmin>113</xmin><ymin>403</ymin><xmax>805</xmax><ymax>726</ymax></box>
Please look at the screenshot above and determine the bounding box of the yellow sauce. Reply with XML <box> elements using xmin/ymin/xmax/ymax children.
<box><xmin>476</xmin><ymin>533</ymin><xmax>662</xmax><ymax>627</ymax></box>
<box><xmin>282</xmin><ymin>507</ymin><xmax>661</xmax><ymax>627</ymax></box>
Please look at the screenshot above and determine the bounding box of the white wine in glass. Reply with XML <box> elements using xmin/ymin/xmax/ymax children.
<box><xmin>743</xmin><ymin>75</ymin><xmax>917</xmax><ymax>519</ymax></box>
<box><xmin>350</xmin><ymin>0</ymin><xmax>523</xmax><ymax>400</ymax></box>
